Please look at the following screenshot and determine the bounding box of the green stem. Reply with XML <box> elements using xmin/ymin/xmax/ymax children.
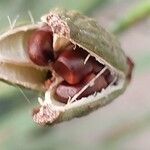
<box><xmin>112</xmin><ymin>0</ymin><xmax>150</xmax><ymax>34</ymax></box>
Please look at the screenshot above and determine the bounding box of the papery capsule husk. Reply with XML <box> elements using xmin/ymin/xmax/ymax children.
<box><xmin>0</xmin><ymin>8</ymin><xmax>133</xmax><ymax>125</ymax></box>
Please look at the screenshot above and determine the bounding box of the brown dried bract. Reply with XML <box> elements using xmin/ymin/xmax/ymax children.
<box><xmin>33</xmin><ymin>104</ymin><xmax>61</xmax><ymax>125</ymax></box>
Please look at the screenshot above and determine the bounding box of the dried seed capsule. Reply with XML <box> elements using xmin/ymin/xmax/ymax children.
<box><xmin>28</xmin><ymin>26</ymin><xmax>54</xmax><ymax>66</ymax></box>
<box><xmin>0</xmin><ymin>8</ymin><xmax>134</xmax><ymax>125</ymax></box>
<box><xmin>53</xmin><ymin>48</ymin><xmax>93</xmax><ymax>85</ymax></box>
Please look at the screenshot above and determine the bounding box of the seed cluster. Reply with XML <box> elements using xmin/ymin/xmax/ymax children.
<box><xmin>28</xmin><ymin>25</ymin><xmax>114</xmax><ymax>104</ymax></box>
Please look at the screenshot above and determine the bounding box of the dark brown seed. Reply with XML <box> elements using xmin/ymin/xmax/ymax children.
<box><xmin>28</xmin><ymin>26</ymin><xmax>54</xmax><ymax>66</ymax></box>
<box><xmin>54</xmin><ymin>81</ymin><xmax>82</xmax><ymax>103</ymax></box>
<box><xmin>102</xmin><ymin>69</ymin><xmax>114</xmax><ymax>85</ymax></box>
<box><xmin>53</xmin><ymin>48</ymin><xmax>93</xmax><ymax>85</ymax></box>
<box><xmin>105</xmin><ymin>73</ymin><xmax>114</xmax><ymax>85</ymax></box>
<box><xmin>79</xmin><ymin>73</ymin><xmax>108</xmax><ymax>98</ymax></box>
<box><xmin>55</xmin><ymin>73</ymin><xmax>108</xmax><ymax>103</ymax></box>
<box><xmin>89</xmin><ymin>57</ymin><xmax>104</xmax><ymax>74</ymax></box>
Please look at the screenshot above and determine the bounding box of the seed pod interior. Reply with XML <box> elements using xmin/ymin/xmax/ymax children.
<box><xmin>0</xmin><ymin>8</ymin><xmax>134</xmax><ymax>125</ymax></box>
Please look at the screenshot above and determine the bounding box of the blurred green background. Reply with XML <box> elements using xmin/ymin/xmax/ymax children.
<box><xmin>0</xmin><ymin>0</ymin><xmax>150</xmax><ymax>150</ymax></box>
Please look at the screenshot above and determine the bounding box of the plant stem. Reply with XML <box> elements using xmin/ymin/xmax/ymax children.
<box><xmin>112</xmin><ymin>0</ymin><xmax>150</xmax><ymax>34</ymax></box>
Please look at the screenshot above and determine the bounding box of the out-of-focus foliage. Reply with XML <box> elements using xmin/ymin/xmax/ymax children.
<box><xmin>0</xmin><ymin>0</ymin><xmax>105</xmax><ymax>34</ymax></box>
<box><xmin>112</xmin><ymin>0</ymin><xmax>150</xmax><ymax>33</ymax></box>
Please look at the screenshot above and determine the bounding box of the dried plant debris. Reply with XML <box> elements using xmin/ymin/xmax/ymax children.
<box><xmin>0</xmin><ymin>8</ymin><xmax>134</xmax><ymax>125</ymax></box>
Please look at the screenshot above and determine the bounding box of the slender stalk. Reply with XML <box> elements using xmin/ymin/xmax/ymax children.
<box><xmin>112</xmin><ymin>0</ymin><xmax>150</xmax><ymax>34</ymax></box>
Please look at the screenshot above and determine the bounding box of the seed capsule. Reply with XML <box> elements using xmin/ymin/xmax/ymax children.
<box><xmin>0</xmin><ymin>8</ymin><xmax>133</xmax><ymax>125</ymax></box>
<box><xmin>28</xmin><ymin>26</ymin><xmax>54</xmax><ymax>66</ymax></box>
<box><xmin>53</xmin><ymin>48</ymin><xmax>93</xmax><ymax>85</ymax></box>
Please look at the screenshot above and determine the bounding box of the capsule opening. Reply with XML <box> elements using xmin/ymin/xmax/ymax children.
<box><xmin>27</xmin><ymin>24</ymin><xmax>118</xmax><ymax>105</ymax></box>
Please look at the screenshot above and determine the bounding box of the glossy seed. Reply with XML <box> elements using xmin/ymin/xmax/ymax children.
<box><xmin>53</xmin><ymin>48</ymin><xmax>93</xmax><ymax>85</ymax></box>
<box><xmin>89</xmin><ymin>57</ymin><xmax>104</xmax><ymax>74</ymax></box>
<box><xmin>54</xmin><ymin>81</ymin><xmax>82</xmax><ymax>103</ymax></box>
<box><xmin>55</xmin><ymin>73</ymin><xmax>108</xmax><ymax>103</ymax></box>
<box><xmin>102</xmin><ymin>69</ymin><xmax>114</xmax><ymax>85</ymax></box>
<box><xmin>28</xmin><ymin>26</ymin><xmax>54</xmax><ymax>66</ymax></box>
<box><xmin>79</xmin><ymin>73</ymin><xmax>108</xmax><ymax>98</ymax></box>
